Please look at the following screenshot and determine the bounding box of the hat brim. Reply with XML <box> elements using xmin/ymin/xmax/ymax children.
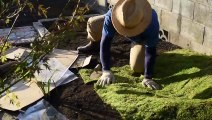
<box><xmin>112</xmin><ymin>0</ymin><xmax>152</xmax><ymax>37</ymax></box>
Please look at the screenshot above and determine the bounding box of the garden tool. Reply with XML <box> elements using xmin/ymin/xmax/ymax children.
<box><xmin>77</xmin><ymin>41</ymin><xmax>100</xmax><ymax>54</ymax></box>
<box><xmin>90</xmin><ymin>64</ymin><xmax>102</xmax><ymax>80</ymax></box>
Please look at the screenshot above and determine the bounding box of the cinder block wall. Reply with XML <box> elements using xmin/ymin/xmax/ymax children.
<box><xmin>148</xmin><ymin>0</ymin><xmax>212</xmax><ymax>55</ymax></box>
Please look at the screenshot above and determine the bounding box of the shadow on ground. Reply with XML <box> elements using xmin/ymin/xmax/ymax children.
<box><xmin>155</xmin><ymin>51</ymin><xmax>212</xmax><ymax>85</ymax></box>
<box><xmin>47</xmin><ymin>78</ymin><xmax>122</xmax><ymax>120</ymax></box>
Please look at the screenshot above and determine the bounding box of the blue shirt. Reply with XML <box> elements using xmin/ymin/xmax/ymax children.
<box><xmin>100</xmin><ymin>9</ymin><xmax>160</xmax><ymax>71</ymax></box>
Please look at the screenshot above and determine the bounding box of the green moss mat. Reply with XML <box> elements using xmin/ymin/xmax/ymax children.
<box><xmin>79</xmin><ymin>49</ymin><xmax>212</xmax><ymax>120</ymax></box>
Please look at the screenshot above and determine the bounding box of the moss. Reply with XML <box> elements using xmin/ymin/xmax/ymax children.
<box><xmin>79</xmin><ymin>69</ymin><xmax>98</xmax><ymax>84</ymax></box>
<box><xmin>80</xmin><ymin>49</ymin><xmax>212</xmax><ymax>119</ymax></box>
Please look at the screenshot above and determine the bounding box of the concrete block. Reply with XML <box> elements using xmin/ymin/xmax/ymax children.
<box><xmin>194</xmin><ymin>3</ymin><xmax>210</xmax><ymax>25</ymax></box>
<box><xmin>180</xmin><ymin>17</ymin><xmax>204</xmax><ymax>44</ymax></box>
<box><xmin>169</xmin><ymin>32</ymin><xmax>212</xmax><ymax>55</ymax></box>
<box><xmin>206</xmin><ymin>7</ymin><xmax>212</xmax><ymax>27</ymax></box>
<box><xmin>172</xmin><ymin>0</ymin><xmax>195</xmax><ymax>19</ymax></box>
<box><xmin>161</xmin><ymin>10</ymin><xmax>181</xmax><ymax>33</ymax></box>
<box><xmin>148</xmin><ymin>0</ymin><xmax>155</xmax><ymax>4</ymax></box>
<box><xmin>169</xmin><ymin>32</ymin><xmax>191</xmax><ymax>49</ymax></box>
<box><xmin>97</xmin><ymin>0</ymin><xmax>107</xmax><ymax>7</ymax></box>
<box><xmin>151</xmin><ymin>5</ymin><xmax>162</xmax><ymax>24</ymax></box>
<box><xmin>195</xmin><ymin>0</ymin><xmax>208</xmax><ymax>5</ymax></box>
<box><xmin>155</xmin><ymin>0</ymin><xmax>173</xmax><ymax>11</ymax></box>
<box><xmin>203</xmin><ymin>27</ymin><xmax>212</xmax><ymax>48</ymax></box>
<box><xmin>190</xmin><ymin>40</ymin><xmax>212</xmax><ymax>55</ymax></box>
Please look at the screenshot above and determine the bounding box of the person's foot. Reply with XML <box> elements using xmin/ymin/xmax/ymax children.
<box><xmin>77</xmin><ymin>41</ymin><xmax>100</xmax><ymax>54</ymax></box>
<box><xmin>131</xmin><ymin>72</ymin><xmax>144</xmax><ymax>77</ymax></box>
<box><xmin>142</xmin><ymin>78</ymin><xmax>161</xmax><ymax>90</ymax></box>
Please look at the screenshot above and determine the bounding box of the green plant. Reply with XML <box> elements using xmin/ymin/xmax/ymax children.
<box><xmin>80</xmin><ymin>49</ymin><xmax>212</xmax><ymax>119</ymax></box>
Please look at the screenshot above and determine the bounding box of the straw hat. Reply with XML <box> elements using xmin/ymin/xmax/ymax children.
<box><xmin>112</xmin><ymin>0</ymin><xmax>152</xmax><ymax>37</ymax></box>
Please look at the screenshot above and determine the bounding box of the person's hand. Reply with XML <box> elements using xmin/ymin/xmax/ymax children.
<box><xmin>142</xmin><ymin>78</ymin><xmax>161</xmax><ymax>90</ymax></box>
<box><xmin>96</xmin><ymin>70</ymin><xmax>115</xmax><ymax>87</ymax></box>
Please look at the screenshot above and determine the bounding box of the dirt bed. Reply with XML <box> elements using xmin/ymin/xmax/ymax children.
<box><xmin>47</xmin><ymin>33</ymin><xmax>181</xmax><ymax>119</ymax></box>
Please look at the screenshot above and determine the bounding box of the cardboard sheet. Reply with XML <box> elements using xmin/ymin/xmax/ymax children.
<box><xmin>5</xmin><ymin>47</ymin><xmax>91</xmax><ymax>68</ymax></box>
<box><xmin>5</xmin><ymin>47</ymin><xmax>31</xmax><ymax>61</ymax></box>
<box><xmin>0</xmin><ymin>80</ymin><xmax>43</xmax><ymax>111</ymax></box>
<box><xmin>1</xmin><ymin>48</ymin><xmax>80</xmax><ymax>111</ymax></box>
<box><xmin>34</xmin><ymin>49</ymin><xmax>78</xmax><ymax>83</ymax></box>
<box><xmin>0</xmin><ymin>70</ymin><xmax>78</xmax><ymax>111</ymax></box>
<box><xmin>71</xmin><ymin>55</ymin><xmax>92</xmax><ymax>68</ymax></box>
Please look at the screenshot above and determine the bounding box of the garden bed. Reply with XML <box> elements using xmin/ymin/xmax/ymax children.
<box><xmin>47</xmin><ymin>31</ymin><xmax>212</xmax><ymax>119</ymax></box>
<box><xmin>1</xmin><ymin>31</ymin><xmax>212</xmax><ymax>119</ymax></box>
<box><xmin>45</xmin><ymin>32</ymin><xmax>202</xmax><ymax>120</ymax></box>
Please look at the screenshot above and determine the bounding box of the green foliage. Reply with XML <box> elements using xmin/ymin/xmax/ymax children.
<box><xmin>80</xmin><ymin>49</ymin><xmax>212</xmax><ymax>119</ymax></box>
<box><xmin>38</xmin><ymin>4</ymin><xmax>48</xmax><ymax>18</ymax></box>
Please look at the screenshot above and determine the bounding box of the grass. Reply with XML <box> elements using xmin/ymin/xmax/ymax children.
<box><xmin>79</xmin><ymin>49</ymin><xmax>212</xmax><ymax>120</ymax></box>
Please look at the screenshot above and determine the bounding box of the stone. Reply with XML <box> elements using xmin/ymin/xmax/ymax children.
<box><xmin>172</xmin><ymin>0</ymin><xmax>195</xmax><ymax>19</ymax></box>
<box><xmin>180</xmin><ymin>17</ymin><xmax>204</xmax><ymax>44</ymax></box>
<box><xmin>194</xmin><ymin>3</ymin><xmax>210</xmax><ymax>25</ymax></box>
<box><xmin>161</xmin><ymin>10</ymin><xmax>181</xmax><ymax>33</ymax></box>
<box><xmin>155</xmin><ymin>0</ymin><xmax>173</xmax><ymax>11</ymax></box>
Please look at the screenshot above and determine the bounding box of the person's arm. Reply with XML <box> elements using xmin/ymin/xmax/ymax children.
<box><xmin>100</xmin><ymin>9</ymin><xmax>116</xmax><ymax>71</ymax></box>
<box><xmin>97</xmin><ymin>9</ymin><xmax>116</xmax><ymax>87</ymax></box>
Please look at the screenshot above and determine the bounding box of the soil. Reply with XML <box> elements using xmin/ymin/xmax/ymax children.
<box><xmin>46</xmin><ymin>32</ymin><xmax>181</xmax><ymax>120</ymax></box>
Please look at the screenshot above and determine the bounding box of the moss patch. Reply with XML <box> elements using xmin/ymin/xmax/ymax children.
<box><xmin>80</xmin><ymin>49</ymin><xmax>212</xmax><ymax>119</ymax></box>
